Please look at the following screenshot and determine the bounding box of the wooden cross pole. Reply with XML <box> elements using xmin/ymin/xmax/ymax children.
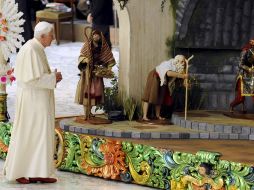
<box><xmin>84</xmin><ymin>26</ymin><xmax>92</xmax><ymax>120</ymax></box>
<box><xmin>86</xmin><ymin>63</ymin><xmax>91</xmax><ymax>120</ymax></box>
<box><xmin>185</xmin><ymin>55</ymin><xmax>194</xmax><ymax>120</ymax></box>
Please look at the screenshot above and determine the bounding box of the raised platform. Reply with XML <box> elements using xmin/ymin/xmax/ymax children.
<box><xmin>59</xmin><ymin>110</ymin><xmax>254</xmax><ymax>140</ymax></box>
<box><xmin>172</xmin><ymin>110</ymin><xmax>254</xmax><ymax>140</ymax></box>
<box><xmin>59</xmin><ymin>116</ymin><xmax>200</xmax><ymax>139</ymax></box>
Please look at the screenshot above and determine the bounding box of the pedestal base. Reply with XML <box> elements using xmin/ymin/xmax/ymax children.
<box><xmin>0</xmin><ymin>93</ymin><xmax>8</xmax><ymax>122</ymax></box>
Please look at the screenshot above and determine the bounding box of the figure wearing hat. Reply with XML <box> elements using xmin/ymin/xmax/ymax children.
<box><xmin>230</xmin><ymin>39</ymin><xmax>254</xmax><ymax>112</ymax></box>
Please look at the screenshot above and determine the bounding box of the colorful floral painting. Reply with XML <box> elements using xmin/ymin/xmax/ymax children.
<box><xmin>0</xmin><ymin>123</ymin><xmax>253</xmax><ymax>190</ymax></box>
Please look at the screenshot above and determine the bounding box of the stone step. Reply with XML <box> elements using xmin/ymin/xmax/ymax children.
<box><xmin>59</xmin><ymin>118</ymin><xmax>203</xmax><ymax>139</ymax></box>
<box><xmin>59</xmin><ymin>117</ymin><xmax>254</xmax><ymax>140</ymax></box>
<box><xmin>171</xmin><ymin>112</ymin><xmax>254</xmax><ymax>140</ymax></box>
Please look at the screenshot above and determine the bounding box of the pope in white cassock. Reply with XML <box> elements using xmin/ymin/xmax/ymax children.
<box><xmin>3</xmin><ymin>22</ymin><xmax>62</xmax><ymax>184</ymax></box>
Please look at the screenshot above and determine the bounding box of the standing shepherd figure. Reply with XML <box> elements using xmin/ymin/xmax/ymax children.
<box><xmin>75</xmin><ymin>28</ymin><xmax>115</xmax><ymax>119</ymax></box>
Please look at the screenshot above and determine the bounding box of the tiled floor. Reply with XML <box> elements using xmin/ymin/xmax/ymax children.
<box><xmin>7</xmin><ymin>41</ymin><xmax>119</xmax><ymax>120</ymax></box>
<box><xmin>0</xmin><ymin>160</ymin><xmax>153</xmax><ymax>190</ymax></box>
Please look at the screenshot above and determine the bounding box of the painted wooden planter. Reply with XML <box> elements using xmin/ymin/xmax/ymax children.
<box><xmin>0</xmin><ymin>123</ymin><xmax>253</xmax><ymax>190</ymax></box>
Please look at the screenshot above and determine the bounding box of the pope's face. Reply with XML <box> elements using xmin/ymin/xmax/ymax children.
<box><xmin>42</xmin><ymin>30</ymin><xmax>54</xmax><ymax>47</ymax></box>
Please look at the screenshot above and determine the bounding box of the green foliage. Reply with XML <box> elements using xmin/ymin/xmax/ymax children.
<box><xmin>172</xmin><ymin>76</ymin><xmax>205</xmax><ymax>111</ymax></box>
<box><xmin>165</xmin><ymin>36</ymin><xmax>175</xmax><ymax>59</ymax></box>
<box><xmin>170</xmin><ymin>0</ymin><xmax>179</xmax><ymax>19</ymax></box>
<box><xmin>161</xmin><ymin>0</ymin><xmax>179</xmax><ymax>15</ymax></box>
<box><xmin>187</xmin><ymin>76</ymin><xmax>206</xmax><ymax>110</ymax></box>
<box><xmin>134</xmin><ymin>101</ymin><xmax>143</xmax><ymax>120</ymax></box>
<box><xmin>96</xmin><ymin>75</ymin><xmax>123</xmax><ymax>113</ymax></box>
<box><xmin>96</xmin><ymin>73</ymin><xmax>140</xmax><ymax>121</ymax></box>
<box><xmin>123</xmin><ymin>96</ymin><xmax>137</xmax><ymax>121</ymax></box>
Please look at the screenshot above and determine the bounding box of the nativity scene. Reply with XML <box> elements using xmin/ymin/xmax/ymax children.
<box><xmin>0</xmin><ymin>0</ymin><xmax>253</xmax><ymax>190</ymax></box>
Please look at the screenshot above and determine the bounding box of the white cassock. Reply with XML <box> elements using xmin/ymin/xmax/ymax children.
<box><xmin>3</xmin><ymin>38</ymin><xmax>56</xmax><ymax>181</ymax></box>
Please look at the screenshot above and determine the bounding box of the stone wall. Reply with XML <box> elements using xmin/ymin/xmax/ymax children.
<box><xmin>174</xmin><ymin>0</ymin><xmax>254</xmax><ymax>111</ymax></box>
<box><xmin>175</xmin><ymin>0</ymin><xmax>254</xmax><ymax>49</ymax></box>
<box><xmin>176</xmin><ymin>48</ymin><xmax>243</xmax><ymax>110</ymax></box>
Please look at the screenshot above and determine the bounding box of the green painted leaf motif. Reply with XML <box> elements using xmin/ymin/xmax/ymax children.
<box><xmin>231</xmin><ymin>163</ymin><xmax>250</xmax><ymax>175</ymax></box>
<box><xmin>122</xmin><ymin>141</ymin><xmax>134</xmax><ymax>152</ymax></box>
<box><xmin>59</xmin><ymin>132</ymin><xmax>81</xmax><ymax>173</ymax></box>
<box><xmin>171</xmin><ymin>164</ymin><xmax>189</xmax><ymax>181</ymax></box>
<box><xmin>217</xmin><ymin>160</ymin><xmax>230</xmax><ymax>170</ymax></box>
<box><xmin>90</xmin><ymin>153</ymin><xmax>104</xmax><ymax>165</ymax></box>
<box><xmin>141</xmin><ymin>146</ymin><xmax>171</xmax><ymax>188</ymax></box>
<box><xmin>122</xmin><ymin>142</ymin><xmax>171</xmax><ymax>188</ymax></box>
<box><xmin>126</xmin><ymin>144</ymin><xmax>144</xmax><ymax>172</ymax></box>
<box><xmin>173</xmin><ymin>152</ymin><xmax>196</xmax><ymax>165</ymax></box>
<box><xmin>196</xmin><ymin>151</ymin><xmax>221</xmax><ymax>165</ymax></box>
<box><xmin>231</xmin><ymin>173</ymin><xmax>251</xmax><ymax>190</ymax></box>
<box><xmin>244</xmin><ymin>168</ymin><xmax>254</xmax><ymax>184</ymax></box>
<box><xmin>229</xmin><ymin>164</ymin><xmax>252</xmax><ymax>190</ymax></box>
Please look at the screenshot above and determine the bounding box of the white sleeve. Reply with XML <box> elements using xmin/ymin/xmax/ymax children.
<box><xmin>27</xmin><ymin>73</ymin><xmax>56</xmax><ymax>89</ymax></box>
<box><xmin>169</xmin><ymin>62</ymin><xmax>177</xmax><ymax>72</ymax></box>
